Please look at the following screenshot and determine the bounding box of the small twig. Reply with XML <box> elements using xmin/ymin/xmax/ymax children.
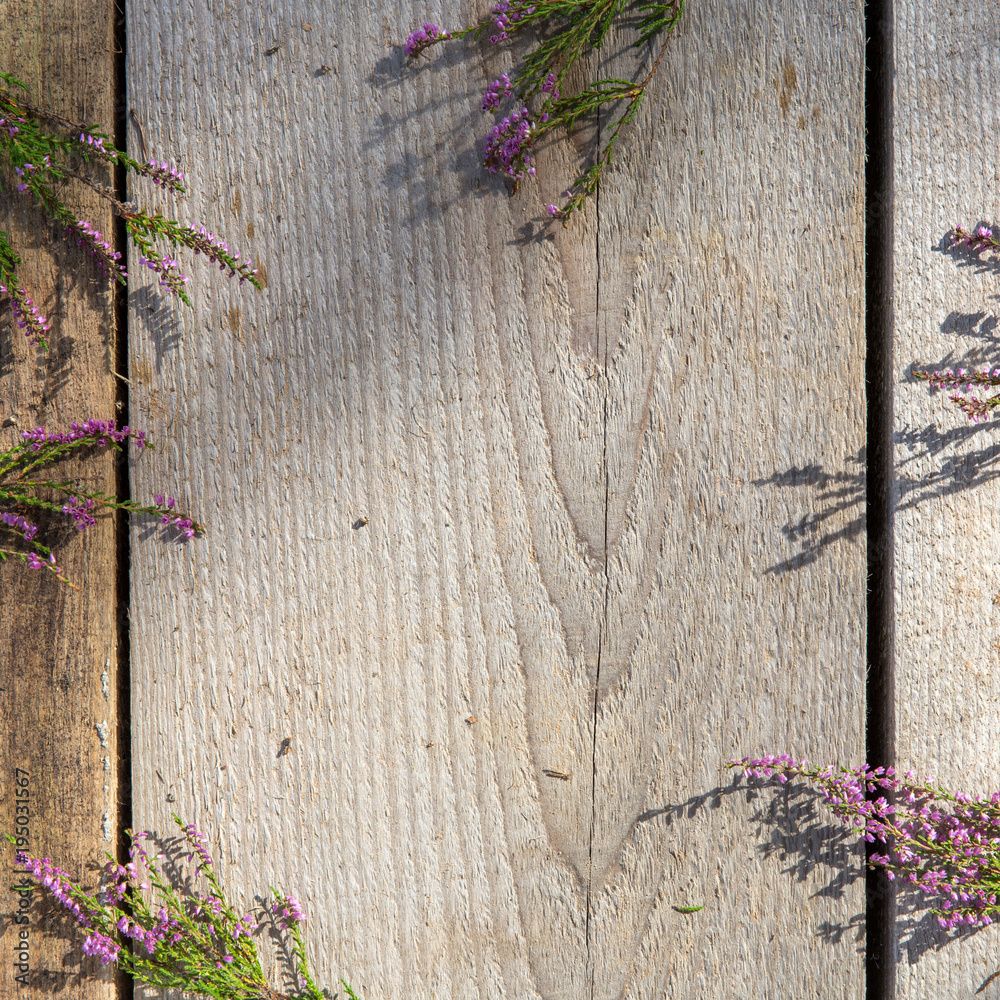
<box><xmin>976</xmin><ymin>968</ymin><xmax>1000</xmax><ymax>995</ymax></box>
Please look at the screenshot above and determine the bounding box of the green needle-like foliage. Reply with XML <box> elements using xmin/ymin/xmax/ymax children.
<box><xmin>403</xmin><ymin>0</ymin><xmax>684</xmax><ymax>222</ymax></box>
<box><xmin>9</xmin><ymin>816</ymin><xmax>353</xmax><ymax>1000</ymax></box>
<box><xmin>0</xmin><ymin>70</ymin><xmax>259</xmax><ymax>350</ymax></box>
<box><xmin>0</xmin><ymin>419</ymin><xmax>200</xmax><ymax>586</ymax></box>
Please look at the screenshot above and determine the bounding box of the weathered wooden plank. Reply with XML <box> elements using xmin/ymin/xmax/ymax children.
<box><xmin>0</xmin><ymin>2</ymin><xmax>120</xmax><ymax>997</ymax></box>
<box><xmin>127</xmin><ymin>1</ymin><xmax>865</xmax><ymax>997</ymax></box>
<box><xmin>587</xmin><ymin>3</ymin><xmax>866</xmax><ymax>996</ymax></box>
<box><xmin>894</xmin><ymin>2</ymin><xmax>1000</xmax><ymax>996</ymax></box>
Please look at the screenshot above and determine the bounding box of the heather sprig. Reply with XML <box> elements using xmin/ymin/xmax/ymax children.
<box><xmin>0</xmin><ymin>228</ymin><xmax>51</xmax><ymax>345</ymax></box>
<box><xmin>912</xmin><ymin>367</ymin><xmax>1000</xmax><ymax>423</ymax></box>
<box><xmin>913</xmin><ymin>223</ymin><xmax>1000</xmax><ymax>422</ymax></box>
<box><xmin>7</xmin><ymin>816</ymin><xmax>347</xmax><ymax>1000</ymax></box>
<box><xmin>0</xmin><ymin>70</ymin><xmax>260</xmax><ymax>341</ymax></box>
<box><xmin>730</xmin><ymin>754</ymin><xmax>1000</xmax><ymax>930</ymax></box>
<box><xmin>403</xmin><ymin>0</ymin><xmax>684</xmax><ymax>222</ymax></box>
<box><xmin>0</xmin><ymin>418</ymin><xmax>201</xmax><ymax>586</ymax></box>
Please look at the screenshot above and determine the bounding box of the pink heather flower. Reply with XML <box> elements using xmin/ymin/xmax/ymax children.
<box><xmin>180</xmin><ymin>224</ymin><xmax>257</xmax><ymax>284</ymax></box>
<box><xmin>0</xmin><ymin>282</ymin><xmax>52</xmax><ymax>345</ymax></box>
<box><xmin>951</xmin><ymin>224</ymin><xmax>998</xmax><ymax>252</ymax></box>
<box><xmin>482</xmin><ymin>74</ymin><xmax>514</xmax><ymax>111</ymax></box>
<box><xmin>76</xmin><ymin>132</ymin><xmax>107</xmax><ymax>154</ymax></box>
<box><xmin>1</xmin><ymin>511</ymin><xmax>39</xmax><ymax>540</ymax></box>
<box><xmin>487</xmin><ymin>1</ymin><xmax>536</xmax><ymax>43</ymax></box>
<box><xmin>144</xmin><ymin>158</ymin><xmax>185</xmax><ymax>191</ymax></box>
<box><xmin>24</xmin><ymin>552</ymin><xmax>61</xmax><ymax>574</ymax></box>
<box><xmin>172</xmin><ymin>517</ymin><xmax>196</xmax><ymax>539</ymax></box>
<box><xmin>483</xmin><ymin>107</ymin><xmax>541</xmax><ymax>181</ymax></box>
<box><xmin>14</xmin><ymin>852</ymin><xmax>91</xmax><ymax>925</ymax></box>
<box><xmin>82</xmin><ymin>932</ymin><xmax>120</xmax><ymax>965</ymax></box>
<box><xmin>139</xmin><ymin>253</ymin><xmax>189</xmax><ymax>297</ymax></box>
<box><xmin>21</xmin><ymin>418</ymin><xmax>137</xmax><ymax>450</ymax></box>
<box><xmin>14</xmin><ymin>160</ymin><xmax>41</xmax><ymax>192</ymax></box>
<box><xmin>272</xmin><ymin>893</ymin><xmax>307</xmax><ymax>928</ymax></box>
<box><xmin>404</xmin><ymin>22</ymin><xmax>451</xmax><ymax>57</ymax></box>
<box><xmin>182</xmin><ymin>823</ymin><xmax>213</xmax><ymax>868</ymax></box>
<box><xmin>0</xmin><ymin>111</ymin><xmax>25</xmax><ymax>137</ymax></box>
<box><xmin>730</xmin><ymin>755</ymin><xmax>1000</xmax><ymax>929</ymax></box>
<box><xmin>62</xmin><ymin>496</ymin><xmax>98</xmax><ymax>531</ymax></box>
<box><xmin>70</xmin><ymin>219</ymin><xmax>127</xmax><ymax>279</ymax></box>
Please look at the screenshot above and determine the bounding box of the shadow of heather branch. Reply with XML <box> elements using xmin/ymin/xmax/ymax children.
<box><xmin>0</xmin><ymin>176</ymin><xmax>117</xmax><ymax>399</ymax></box>
<box><xmin>753</xmin><ymin>454</ymin><xmax>866</xmax><ymax>574</ymax></box>
<box><xmin>259</xmin><ymin>899</ymin><xmax>310</xmax><ymax>998</ymax></box>
<box><xmin>759</xmin><ymin>231</ymin><xmax>1000</xmax><ymax>573</ymax></box>
<box><xmin>640</xmin><ymin>778</ymin><xmax>866</xmax><ymax>949</ymax></box>
<box><xmin>759</xmin><ymin>418</ymin><xmax>1000</xmax><ymax>575</ymax></box>
<box><xmin>936</xmin><ymin>223</ymin><xmax>1000</xmax><ymax>278</ymax></box>
<box><xmin>650</xmin><ymin>777</ymin><xmax>989</xmax><ymax>967</ymax></box>
<box><xmin>368</xmin><ymin>23</ymin><xmax>608</xmax><ymax>232</ymax></box>
<box><xmin>130</xmin><ymin>285</ymin><xmax>183</xmax><ymax>372</ymax></box>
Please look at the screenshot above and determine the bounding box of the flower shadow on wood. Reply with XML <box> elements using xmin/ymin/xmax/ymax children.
<box><xmin>644</xmin><ymin>776</ymin><xmax>987</xmax><ymax>968</ymax></box>
<box><xmin>759</xmin><ymin>232</ymin><xmax>1000</xmax><ymax>574</ymax></box>
<box><xmin>753</xmin><ymin>455</ymin><xmax>866</xmax><ymax>574</ymax></box>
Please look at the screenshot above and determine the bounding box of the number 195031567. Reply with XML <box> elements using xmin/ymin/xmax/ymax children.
<box><xmin>13</xmin><ymin>768</ymin><xmax>29</xmax><ymax>847</ymax></box>
<box><xmin>11</xmin><ymin>768</ymin><xmax>32</xmax><ymax>988</ymax></box>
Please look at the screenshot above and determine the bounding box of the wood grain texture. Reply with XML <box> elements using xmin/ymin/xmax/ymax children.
<box><xmin>126</xmin><ymin>1</ymin><xmax>865</xmax><ymax>997</ymax></box>
<box><xmin>0</xmin><ymin>2</ymin><xmax>120</xmax><ymax>997</ymax></box>
<box><xmin>894</xmin><ymin>2</ymin><xmax>1000</xmax><ymax>996</ymax></box>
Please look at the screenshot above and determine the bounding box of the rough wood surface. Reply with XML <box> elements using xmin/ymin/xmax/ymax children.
<box><xmin>0</xmin><ymin>2</ymin><xmax>120</xmax><ymax>997</ymax></box>
<box><xmin>126</xmin><ymin>1</ymin><xmax>866</xmax><ymax>997</ymax></box>
<box><xmin>894</xmin><ymin>2</ymin><xmax>1000</xmax><ymax>996</ymax></box>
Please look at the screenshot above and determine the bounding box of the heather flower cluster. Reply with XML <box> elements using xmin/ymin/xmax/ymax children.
<box><xmin>730</xmin><ymin>754</ymin><xmax>1000</xmax><ymax>930</ymax></box>
<box><xmin>7</xmin><ymin>816</ymin><xmax>350</xmax><ymax>1000</ymax></box>
<box><xmin>0</xmin><ymin>418</ymin><xmax>201</xmax><ymax>586</ymax></box>
<box><xmin>146</xmin><ymin>157</ymin><xmax>185</xmax><ymax>189</ymax></box>
<box><xmin>0</xmin><ymin>258</ymin><xmax>51</xmax><ymax>345</ymax></box>
<box><xmin>487</xmin><ymin>1</ymin><xmax>536</xmax><ymax>44</ymax></box>
<box><xmin>482</xmin><ymin>73</ymin><xmax>515</xmax><ymax>111</ymax></box>
<box><xmin>402</xmin><ymin>0</ymin><xmax>685</xmax><ymax>222</ymax></box>
<box><xmin>912</xmin><ymin>223</ymin><xmax>1000</xmax><ymax>421</ymax></box>
<box><xmin>912</xmin><ymin>367</ymin><xmax>1000</xmax><ymax>423</ymax></box>
<box><xmin>404</xmin><ymin>22</ymin><xmax>451</xmax><ymax>57</ymax></box>
<box><xmin>272</xmin><ymin>893</ymin><xmax>306</xmax><ymax>929</ymax></box>
<box><xmin>484</xmin><ymin>107</ymin><xmax>539</xmax><ymax>181</ymax></box>
<box><xmin>953</xmin><ymin>223</ymin><xmax>998</xmax><ymax>254</ymax></box>
<box><xmin>70</xmin><ymin>217</ymin><xmax>126</xmax><ymax>279</ymax></box>
<box><xmin>0</xmin><ymin>69</ymin><xmax>260</xmax><ymax>349</ymax></box>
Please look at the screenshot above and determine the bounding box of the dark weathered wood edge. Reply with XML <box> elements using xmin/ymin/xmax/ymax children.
<box><xmin>0</xmin><ymin>2</ymin><xmax>124</xmax><ymax>997</ymax></box>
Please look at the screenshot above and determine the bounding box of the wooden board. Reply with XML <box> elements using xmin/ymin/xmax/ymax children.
<box><xmin>894</xmin><ymin>2</ymin><xmax>1000</xmax><ymax>996</ymax></box>
<box><xmin>0</xmin><ymin>2</ymin><xmax>121</xmax><ymax>998</ymax></box>
<box><xmin>126</xmin><ymin>1</ymin><xmax>866</xmax><ymax>997</ymax></box>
